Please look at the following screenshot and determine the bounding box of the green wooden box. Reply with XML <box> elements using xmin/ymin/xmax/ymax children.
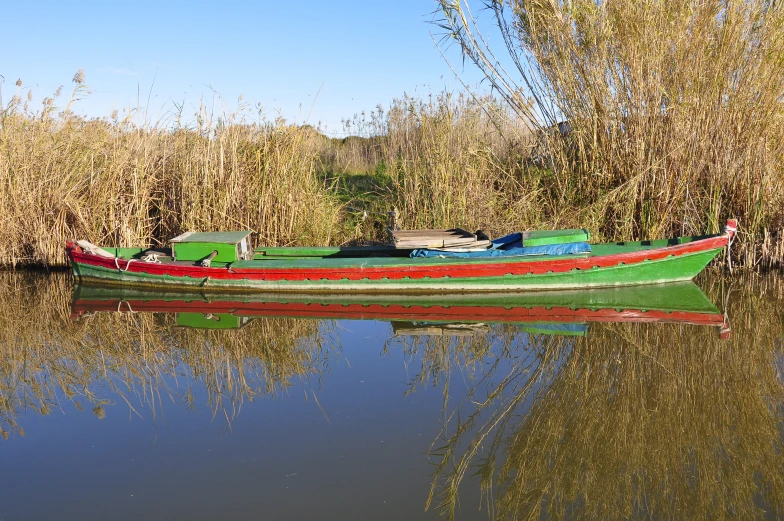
<box><xmin>522</xmin><ymin>229</ymin><xmax>590</xmax><ymax>247</ymax></box>
<box><xmin>170</xmin><ymin>231</ymin><xmax>253</xmax><ymax>263</ymax></box>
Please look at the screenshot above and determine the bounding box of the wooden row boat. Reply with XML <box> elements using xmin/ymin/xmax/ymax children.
<box><xmin>70</xmin><ymin>282</ymin><xmax>730</xmax><ymax>337</ymax></box>
<box><xmin>66</xmin><ymin>220</ymin><xmax>736</xmax><ymax>292</ymax></box>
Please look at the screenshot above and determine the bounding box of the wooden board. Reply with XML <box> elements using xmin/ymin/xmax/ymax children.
<box><xmin>391</xmin><ymin>322</ymin><xmax>491</xmax><ymax>336</ymax></box>
<box><xmin>390</xmin><ymin>228</ymin><xmax>490</xmax><ymax>249</ymax></box>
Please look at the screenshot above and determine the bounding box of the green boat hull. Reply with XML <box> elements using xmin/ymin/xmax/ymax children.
<box><xmin>71</xmin><ymin>247</ymin><xmax>723</xmax><ymax>292</ymax></box>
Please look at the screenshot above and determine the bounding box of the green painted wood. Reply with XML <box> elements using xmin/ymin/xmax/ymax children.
<box><xmin>72</xmin><ymin>281</ymin><xmax>719</xmax><ymax>314</ymax></box>
<box><xmin>97</xmin><ymin>247</ymin><xmax>146</xmax><ymax>258</ymax></box>
<box><xmin>517</xmin><ymin>324</ymin><xmax>586</xmax><ymax>336</ymax></box>
<box><xmin>590</xmin><ymin>238</ymin><xmax>693</xmax><ymax>254</ymax></box>
<box><xmin>254</xmin><ymin>245</ymin><xmax>400</xmax><ymax>258</ymax></box>
<box><xmin>255</xmin><ymin>246</ymin><xmax>343</xmax><ymax>257</ymax></box>
<box><xmin>523</xmin><ymin>229</ymin><xmax>590</xmax><ymax>246</ymax></box>
<box><xmin>170</xmin><ymin>231</ymin><xmax>252</xmax><ymax>263</ymax></box>
<box><xmin>173</xmin><ymin>242</ymin><xmax>240</xmax><ymax>263</ymax></box>
<box><xmin>70</xmin><ymin>247</ymin><xmax>723</xmax><ymax>292</ymax></box>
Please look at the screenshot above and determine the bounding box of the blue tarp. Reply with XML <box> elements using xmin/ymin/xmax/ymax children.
<box><xmin>410</xmin><ymin>232</ymin><xmax>591</xmax><ymax>258</ymax></box>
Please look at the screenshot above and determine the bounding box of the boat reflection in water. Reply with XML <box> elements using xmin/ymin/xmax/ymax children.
<box><xmin>71</xmin><ymin>281</ymin><xmax>730</xmax><ymax>338</ymax></box>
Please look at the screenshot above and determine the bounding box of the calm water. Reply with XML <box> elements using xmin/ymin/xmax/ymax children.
<box><xmin>0</xmin><ymin>273</ymin><xmax>782</xmax><ymax>520</ymax></box>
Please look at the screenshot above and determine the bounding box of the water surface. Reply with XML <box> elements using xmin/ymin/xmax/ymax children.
<box><xmin>0</xmin><ymin>273</ymin><xmax>782</xmax><ymax>520</ymax></box>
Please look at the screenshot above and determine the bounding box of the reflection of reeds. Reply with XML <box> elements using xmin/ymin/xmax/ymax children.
<box><xmin>412</xmin><ymin>275</ymin><xmax>784</xmax><ymax>520</ymax></box>
<box><xmin>0</xmin><ymin>273</ymin><xmax>334</xmax><ymax>438</ymax></box>
<box><xmin>388</xmin><ymin>325</ymin><xmax>571</xmax><ymax>516</ymax></box>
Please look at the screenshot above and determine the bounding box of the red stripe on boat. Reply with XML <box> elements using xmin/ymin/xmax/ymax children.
<box><xmin>67</xmin><ymin>233</ymin><xmax>729</xmax><ymax>282</ymax></box>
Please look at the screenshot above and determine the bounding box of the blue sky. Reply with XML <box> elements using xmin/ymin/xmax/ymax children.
<box><xmin>1</xmin><ymin>0</ymin><xmax>489</xmax><ymax>134</ymax></box>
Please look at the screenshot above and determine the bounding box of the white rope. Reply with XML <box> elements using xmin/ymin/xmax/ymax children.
<box><xmin>723</xmin><ymin>221</ymin><xmax>737</xmax><ymax>274</ymax></box>
<box><xmin>114</xmin><ymin>258</ymin><xmax>135</xmax><ymax>272</ymax></box>
<box><xmin>141</xmin><ymin>253</ymin><xmax>162</xmax><ymax>263</ymax></box>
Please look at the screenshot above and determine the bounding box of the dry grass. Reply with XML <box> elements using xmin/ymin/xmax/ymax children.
<box><xmin>439</xmin><ymin>0</ymin><xmax>784</xmax><ymax>268</ymax></box>
<box><xmin>0</xmin><ymin>79</ymin><xmax>344</xmax><ymax>267</ymax></box>
<box><xmin>3</xmin><ymin>38</ymin><xmax>784</xmax><ymax>269</ymax></box>
<box><xmin>317</xmin><ymin>92</ymin><xmax>547</xmax><ymax>239</ymax></box>
<box><xmin>383</xmin><ymin>92</ymin><xmax>535</xmax><ymax>233</ymax></box>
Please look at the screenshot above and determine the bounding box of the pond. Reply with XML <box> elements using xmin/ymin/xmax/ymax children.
<box><xmin>0</xmin><ymin>273</ymin><xmax>782</xmax><ymax>520</ymax></box>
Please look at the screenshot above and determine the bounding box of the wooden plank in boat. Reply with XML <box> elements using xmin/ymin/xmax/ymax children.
<box><xmin>391</xmin><ymin>228</ymin><xmax>489</xmax><ymax>249</ymax></box>
<box><xmin>392</xmin><ymin>229</ymin><xmax>467</xmax><ymax>237</ymax></box>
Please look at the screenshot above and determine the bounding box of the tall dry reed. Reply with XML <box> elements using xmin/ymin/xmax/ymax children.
<box><xmin>3</xmin><ymin>59</ymin><xmax>784</xmax><ymax>268</ymax></box>
<box><xmin>318</xmin><ymin>92</ymin><xmax>543</xmax><ymax>238</ymax></box>
<box><xmin>439</xmin><ymin>0</ymin><xmax>784</xmax><ymax>267</ymax></box>
<box><xmin>0</xmin><ymin>77</ymin><xmax>344</xmax><ymax>267</ymax></box>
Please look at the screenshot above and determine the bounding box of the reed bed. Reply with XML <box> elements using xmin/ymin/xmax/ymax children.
<box><xmin>0</xmin><ymin>78</ymin><xmax>344</xmax><ymax>267</ymax></box>
<box><xmin>3</xmin><ymin>47</ymin><xmax>784</xmax><ymax>268</ymax></box>
<box><xmin>437</xmin><ymin>0</ymin><xmax>784</xmax><ymax>268</ymax></box>
<box><xmin>321</xmin><ymin>84</ymin><xmax>784</xmax><ymax>266</ymax></box>
<box><xmin>318</xmin><ymin>92</ymin><xmax>541</xmax><ymax>239</ymax></box>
